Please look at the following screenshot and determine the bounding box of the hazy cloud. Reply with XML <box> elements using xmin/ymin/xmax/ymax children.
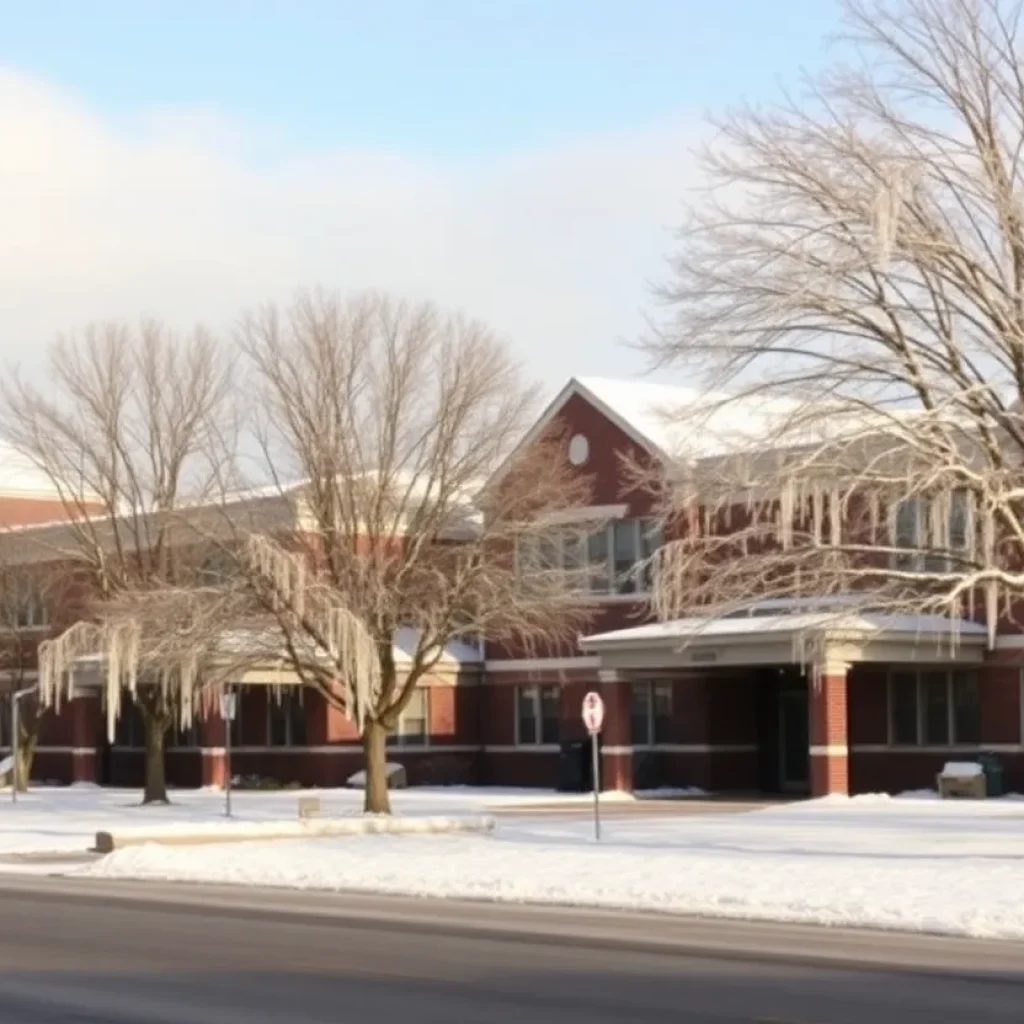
<box><xmin>0</xmin><ymin>66</ymin><xmax>706</xmax><ymax>393</ymax></box>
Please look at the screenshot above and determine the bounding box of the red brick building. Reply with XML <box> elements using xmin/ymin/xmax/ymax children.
<box><xmin>3</xmin><ymin>377</ymin><xmax>1022</xmax><ymax>798</ymax></box>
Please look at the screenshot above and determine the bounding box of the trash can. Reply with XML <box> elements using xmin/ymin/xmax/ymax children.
<box><xmin>977</xmin><ymin>752</ymin><xmax>1005</xmax><ymax>797</ymax></box>
<box><xmin>557</xmin><ymin>741</ymin><xmax>586</xmax><ymax>793</ymax></box>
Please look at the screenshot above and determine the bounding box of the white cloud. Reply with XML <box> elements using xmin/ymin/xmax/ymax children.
<box><xmin>0</xmin><ymin>66</ymin><xmax>706</xmax><ymax>393</ymax></box>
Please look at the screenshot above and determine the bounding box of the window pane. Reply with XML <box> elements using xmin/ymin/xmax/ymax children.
<box><xmin>890</xmin><ymin>673</ymin><xmax>918</xmax><ymax>745</ymax></box>
<box><xmin>894</xmin><ymin>500</ymin><xmax>919</xmax><ymax>570</ymax></box>
<box><xmin>950</xmin><ymin>492</ymin><xmax>968</xmax><ymax>550</ymax></box>
<box><xmin>921</xmin><ymin>672</ymin><xmax>950</xmax><ymax>745</ymax></box>
<box><xmin>952</xmin><ymin>672</ymin><xmax>980</xmax><ymax>744</ymax></box>
<box><xmin>640</xmin><ymin>521</ymin><xmax>664</xmax><ymax>592</ymax></box>
<box><xmin>653</xmin><ymin>682</ymin><xmax>673</xmax><ymax>744</ymax></box>
<box><xmin>540</xmin><ymin>685</ymin><xmax>560</xmax><ymax>745</ymax></box>
<box><xmin>587</xmin><ymin>529</ymin><xmax>610</xmax><ymax>593</ymax></box>
<box><xmin>289</xmin><ymin>694</ymin><xmax>308</xmax><ymax>747</ymax></box>
<box><xmin>392</xmin><ymin>688</ymin><xmax>427</xmax><ymax>747</ymax></box>
<box><xmin>613</xmin><ymin>520</ymin><xmax>639</xmax><ymax>594</ymax></box>
<box><xmin>562</xmin><ymin>530</ymin><xmax>586</xmax><ymax>586</ymax></box>
<box><xmin>268</xmin><ymin>697</ymin><xmax>289</xmax><ymax>747</ymax></box>
<box><xmin>630</xmin><ymin>682</ymin><xmax>651</xmax><ymax>746</ymax></box>
<box><xmin>0</xmin><ymin>699</ymin><xmax>10</xmax><ymax>747</ymax></box>
<box><xmin>515</xmin><ymin>535</ymin><xmax>538</xmax><ymax>577</ymax></box>
<box><xmin>517</xmin><ymin>686</ymin><xmax>538</xmax><ymax>745</ymax></box>
<box><xmin>538</xmin><ymin>534</ymin><xmax>560</xmax><ymax>572</ymax></box>
<box><xmin>116</xmin><ymin>702</ymin><xmax>144</xmax><ymax>748</ymax></box>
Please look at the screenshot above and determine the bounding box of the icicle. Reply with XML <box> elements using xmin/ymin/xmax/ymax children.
<box><xmin>828</xmin><ymin>484</ymin><xmax>842</xmax><ymax>548</ymax></box>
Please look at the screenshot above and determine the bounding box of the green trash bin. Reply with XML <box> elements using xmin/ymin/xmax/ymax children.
<box><xmin>977</xmin><ymin>752</ymin><xmax>1005</xmax><ymax>797</ymax></box>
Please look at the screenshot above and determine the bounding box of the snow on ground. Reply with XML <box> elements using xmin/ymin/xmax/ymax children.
<box><xmin>0</xmin><ymin>785</ymin><xmax>651</xmax><ymax>856</ymax></box>
<box><xmin>9</xmin><ymin>785</ymin><xmax>1024</xmax><ymax>940</ymax></box>
<box><xmin>65</xmin><ymin>790</ymin><xmax>1024</xmax><ymax>941</ymax></box>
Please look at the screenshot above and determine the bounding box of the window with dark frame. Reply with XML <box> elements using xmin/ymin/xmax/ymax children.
<box><xmin>267</xmin><ymin>691</ymin><xmax>307</xmax><ymax>747</ymax></box>
<box><xmin>629</xmin><ymin>681</ymin><xmax>673</xmax><ymax>746</ymax></box>
<box><xmin>516</xmin><ymin>684</ymin><xmax>560</xmax><ymax>745</ymax></box>
<box><xmin>888</xmin><ymin>670</ymin><xmax>980</xmax><ymax>746</ymax></box>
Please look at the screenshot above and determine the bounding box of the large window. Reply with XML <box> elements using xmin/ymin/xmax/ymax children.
<box><xmin>893</xmin><ymin>494</ymin><xmax>968</xmax><ymax>572</ymax></box>
<box><xmin>12</xmin><ymin>581</ymin><xmax>49</xmax><ymax>630</ymax></box>
<box><xmin>888</xmin><ymin>670</ymin><xmax>980</xmax><ymax>745</ymax></box>
<box><xmin>517</xmin><ymin>518</ymin><xmax>663</xmax><ymax>596</ymax></box>
<box><xmin>516</xmin><ymin>685</ymin><xmax>560</xmax><ymax>746</ymax></box>
<box><xmin>630</xmin><ymin>681</ymin><xmax>673</xmax><ymax>746</ymax></box>
<box><xmin>388</xmin><ymin>688</ymin><xmax>429</xmax><ymax>747</ymax></box>
<box><xmin>267</xmin><ymin>692</ymin><xmax>308</xmax><ymax>747</ymax></box>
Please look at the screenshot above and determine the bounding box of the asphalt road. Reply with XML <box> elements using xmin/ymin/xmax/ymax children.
<box><xmin>0</xmin><ymin>876</ymin><xmax>1022</xmax><ymax>1023</ymax></box>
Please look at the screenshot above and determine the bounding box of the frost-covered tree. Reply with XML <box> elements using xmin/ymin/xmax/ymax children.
<box><xmin>239</xmin><ymin>290</ymin><xmax>593</xmax><ymax>814</ymax></box>
<box><xmin>0</xmin><ymin>322</ymin><xmax>240</xmax><ymax>803</ymax></box>
<box><xmin>646</xmin><ymin>0</ymin><xmax>1024</xmax><ymax>645</ymax></box>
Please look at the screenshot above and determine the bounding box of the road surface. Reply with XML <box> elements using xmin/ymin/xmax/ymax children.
<box><xmin>0</xmin><ymin>874</ymin><xmax>1022</xmax><ymax>1022</ymax></box>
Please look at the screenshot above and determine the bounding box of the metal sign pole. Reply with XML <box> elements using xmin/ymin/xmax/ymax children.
<box><xmin>224</xmin><ymin>688</ymin><xmax>234</xmax><ymax>818</ymax></box>
<box><xmin>591</xmin><ymin>733</ymin><xmax>601</xmax><ymax>841</ymax></box>
<box><xmin>11</xmin><ymin>693</ymin><xmax>18</xmax><ymax>805</ymax></box>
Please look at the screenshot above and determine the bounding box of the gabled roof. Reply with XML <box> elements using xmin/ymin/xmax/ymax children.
<box><xmin>485</xmin><ymin>375</ymin><xmax>806</xmax><ymax>489</ymax></box>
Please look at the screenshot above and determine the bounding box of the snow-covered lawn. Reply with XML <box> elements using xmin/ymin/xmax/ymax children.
<box><xmin>0</xmin><ymin>784</ymin><xmax>645</xmax><ymax>856</ymax></box>
<box><xmin>8</xmin><ymin>785</ymin><xmax>1024</xmax><ymax>940</ymax></box>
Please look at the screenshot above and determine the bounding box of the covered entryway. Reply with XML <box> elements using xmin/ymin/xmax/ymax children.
<box><xmin>580</xmin><ymin>600</ymin><xmax>988</xmax><ymax>797</ymax></box>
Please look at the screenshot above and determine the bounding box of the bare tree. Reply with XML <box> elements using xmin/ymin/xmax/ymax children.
<box><xmin>238</xmin><ymin>290</ymin><xmax>594</xmax><ymax>813</ymax></box>
<box><xmin>645</xmin><ymin>0</ymin><xmax>1024</xmax><ymax>644</ymax></box>
<box><xmin>0</xmin><ymin>322</ymin><xmax>239</xmax><ymax>803</ymax></box>
<box><xmin>0</xmin><ymin>562</ymin><xmax>59</xmax><ymax>791</ymax></box>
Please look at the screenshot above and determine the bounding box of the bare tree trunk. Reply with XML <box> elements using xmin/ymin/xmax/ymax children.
<box><xmin>361</xmin><ymin>720</ymin><xmax>391</xmax><ymax>815</ymax></box>
<box><xmin>15</xmin><ymin>699</ymin><xmax>39</xmax><ymax>794</ymax></box>
<box><xmin>139</xmin><ymin>703</ymin><xmax>170</xmax><ymax>805</ymax></box>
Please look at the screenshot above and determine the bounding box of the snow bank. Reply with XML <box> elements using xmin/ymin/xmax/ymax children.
<box><xmin>78</xmin><ymin>795</ymin><xmax>1024</xmax><ymax>941</ymax></box>
<box><xmin>94</xmin><ymin>814</ymin><xmax>495</xmax><ymax>852</ymax></box>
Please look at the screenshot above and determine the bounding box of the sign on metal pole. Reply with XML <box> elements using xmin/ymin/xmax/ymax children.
<box><xmin>581</xmin><ymin>691</ymin><xmax>605</xmax><ymax>841</ymax></box>
<box><xmin>221</xmin><ymin>689</ymin><xmax>236</xmax><ymax>817</ymax></box>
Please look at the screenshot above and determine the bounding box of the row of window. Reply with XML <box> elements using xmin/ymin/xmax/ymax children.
<box><xmin>888</xmin><ymin>670</ymin><xmax>980</xmax><ymax>746</ymax></box>
<box><xmin>515</xmin><ymin>518</ymin><xmax>663</xmax><ymax>596</ymax></box>
<box><xmin>514</xmin><ymin>682</ymin><xmax>673</xmax><ymax>747</ymax></box>
<box><xmin>0</xmin><ymin>672</ymin><xmax>999</xmax><ymax>752</ymax></box>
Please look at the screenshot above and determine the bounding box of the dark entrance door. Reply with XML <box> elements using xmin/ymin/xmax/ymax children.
<box><xmin>778</xmin><ymin>687</ymin><xmax>810</xmax><ymax>792</ymax></box>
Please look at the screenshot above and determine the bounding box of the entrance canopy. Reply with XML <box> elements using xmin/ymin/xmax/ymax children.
<box><xmin>579</xmin><ymin>598</ymin><xmax>988</xmax><ymax>672</ymax></box>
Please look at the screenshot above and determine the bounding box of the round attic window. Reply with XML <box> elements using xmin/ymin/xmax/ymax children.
<box><xmin>568</xmin><ymin>433</ymin><xmax>590</xmax><ymax>466</ymax></box>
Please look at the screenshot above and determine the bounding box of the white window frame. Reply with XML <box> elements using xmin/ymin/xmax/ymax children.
<box><xmin>388</xmin><ymin>687</ymin><xmax>430</xmax><ymax>748</ymax></box>
<box><xmin>12</xmin><ymin>582</ymin><xmax>50</xmax><ymax>631</ymax></box>
<box><xmin>515</xmin><ymin>684</ymin><xmax>560</xmax><ymax>746</ymax></box>
<box><xmin>516</xmin><ymin>518</ymin><xmax>663</xmax><ymax>599</ymax></box>
<box><xmin>892</xmin><ymin>494</ymin><xmax>968</xmax><ymax>574</ymax></box>
<box><xmin>887</xmin><ymin>669</ymin><xmax>980</xmax><ymax>746</ymax></box>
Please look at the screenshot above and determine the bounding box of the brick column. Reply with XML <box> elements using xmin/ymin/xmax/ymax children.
<box><xmin>598</xmin><ymin>669</ymin><xmax>633</xmax><ymax>792</ymax></box>
<box><xmin>199</xmin><ymin>713</ymin><xmax>228</xmax><ymax>789</ymax></box>
<box><xmin>810</xmin><ymin>662</ymin><xmax>849</xmax><ymax>797</ymax></box>
<box><xmin>70</xmin><ymin>694</ymin><xmax>99</xmax><ymax>784</ymax></box>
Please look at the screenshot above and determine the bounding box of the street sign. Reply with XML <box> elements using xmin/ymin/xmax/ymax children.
<box><xmin>581</xmin><ymin>691</ymin><xmax>604</xmax><ymax>841</ymax></box>
<box><xmin>221</xmin><ymin>692</ymin><xmax>237</xmax><ymax>722</ymax></box>
<box><xmin>581</xmin><ymin>691</ymin><xmax>605</xmax><ymax>735</ymax></box>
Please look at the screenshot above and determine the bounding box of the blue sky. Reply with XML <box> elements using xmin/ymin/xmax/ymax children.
<box><xmin>0</xmin><ymin>0</ymin><xmax>845</xmax><ymax>389</ymax></box>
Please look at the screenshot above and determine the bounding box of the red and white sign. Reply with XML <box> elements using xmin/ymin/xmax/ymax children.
<box><xmin>581</xmin><ymin>691</ymin><xmax>605</xmax><ymax>735</ymax></box>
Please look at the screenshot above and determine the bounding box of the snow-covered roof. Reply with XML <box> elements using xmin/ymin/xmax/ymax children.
<box><xmin>574</xmin><ymin>376</ymin><xmax>815</xmax><ymax>461</ymax></box>
<box><xmin>581</xmin><ymin>609</ymin><xmax>988</xmax><ymax>648</ymax></box>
